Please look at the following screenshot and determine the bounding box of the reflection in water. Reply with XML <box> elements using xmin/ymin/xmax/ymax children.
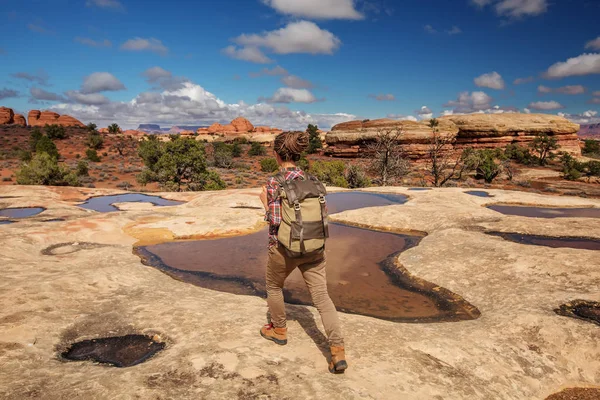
<box><xmin>487</xmin><ymin>232</ymin><xmax>600</xmax><ymax>251</ymax></box>
<box><xmin>465</xmin><ymin>190</ymin><xmax>493</xmax><ymax>198</ymax></box>
<box><xmin>0</xmin><ymin>207</ymin><xmax>45</xmax><ymax>218</ymax></box>
<box><xmin>137</xmin><ymin>223</ymin><xmax>477</xmax><ymax>322</ymax></box>
<box><xmin>78</xmin><ymin>194</ymin><xmax>184</xmax><ymax>212</ymax></box>
<box><xmin>0</xmin><ymin>220</ymin><xmax>13</xmax><ymax>225</ymax></box>
<box><xmin>325</xmin><ymin>192</ymin><xmax>407</xmax><ymax>214</ymax></box>
<box><xmin>487</xmin><ymin>205</ymin><xmax>600</xmax><ymax>218</ymax></box>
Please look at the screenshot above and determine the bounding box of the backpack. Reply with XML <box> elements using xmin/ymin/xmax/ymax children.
<box><xmin>274</xmin><ymin>172</ymin><xmax>329</xmax><ymax>258</ymax></box>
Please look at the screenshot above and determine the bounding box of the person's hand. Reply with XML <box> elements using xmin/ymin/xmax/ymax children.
<box><xmin>260</xmin><ymin>186</ymin><xmax>268</xmax><ymax>211</ymax></box>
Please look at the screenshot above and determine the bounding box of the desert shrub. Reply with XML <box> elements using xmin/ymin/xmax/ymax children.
<box><xmin>234</xmin><ymin>162</ymin><xmax>252</xmax><ymax>170</ymax></box>
<box><xmin>307</xmin><ymin>124</ymin><xmax>322</xmax><ymax>154</ymax></box>
<box><xmin>248</xmin><ymin>142</ymin><xmax>266</xmax><ymax>156</ymax></box>
<box><xmin>213</xmin><ymin>145</ymin><xmax>234</xmax><ymax>169</ymax></box>
<box><xmin>233</xmin><ymin>137</ymin><xmax>249</xmax><ymax>145</ymax></box>
<box><xmin>16</xmin><ymin>153</ymin><xmax>80</xmax><ymax>186</ymax></box>
<box><xmin>102</xmin><ymin>152</ymin><xmax>108</xmax><ymax>157</ymax></box>
<box><xmin>583</xmin><ymin>139</ymin><xmax>600</xmax><ymax>158</ymax></box>
<box><xmin>86</xmin><ymin>132</ymin><xmax>104</xmax><ymax>150</ymax></box>
<box><xmin>116</xmin><ymin>181</ymin><xmax>132</xmax><ymax>190</ymax></box>
<box><xmin>86</xmin><ymin>149</ymin><xmax>101</xmax><ymax>162</ymax></box>
<box><xmin>297</xmin><ymin>154</ymin><xmax>309</xmax><ymax>171</ymax></box>
<box><xmin>231</xmin><ymin>142</ymin><xmax>242</xmax><ymax>157</ymax></box>
<box><xmin>36</xmin><ymin>136</ymin><xmax>60</xmax><ymax>160</ymax></box>
<box><xmin>504</xmin><ymin>144</ymin><xmax>535</xmax><ymax>165</ymax></box>
<box><xmin>137</xmin><ymin>135</ymin><xmax>226</xmax><ymax>192</ymax></box>
<box><xmin>463</xmin><ymin>148</ymin><xmax>505</xmax><ymax>183</ymax></box>
<box><xmin>29</xmin><ymin>127</ymin><xmax>43</xmax><ymax>151</ymax></box>
<box><xmin>44</xmin><ymin>124</ymin><xmax>66</xmax><ymax>140</ymax></box>
<box><xmin>108</xmin><ymin>123</ymin><xmax>121</xmax><ymax>134</ymax></box>
<box><xmin>18</xmin><ymin>150</ymin><xmax>32</xmax><ymax>162</ymax></box>
<box><xmin>86</xmin><ymin>122</ymin><xmax>97</xmax><ymax>132</ymax></box>
<box><xmin>530</xmin><ymin>133</ymin><xmax>560</xmax><ymax>165</ymax></box>
<box><xmin>260</xmin><ymin>158</ymin><xmax>279</xmax><ymax>173</ymax></box>
<box><xmin>310</xmin><ymin>160</ymin><xmax>348</xmax><ymax>188</ymax></box>
<box><xmin>76</xmin><ymin>160</ymin><xmax>89</xmax><ymax>176</ymax></box>
<box><xmin>75</xmin><ymin>154</ymin><xmax>81</xmax><ymax>159</ymax></box>
<box><xmin>560</xmin><ymin>152</ymin><xmax>585</xmax><ymax>181</ymax></box>
<box><xmin>345</xmin><ymin>164</ymin><xmax>371</xmax><ymax>188</ymax></box>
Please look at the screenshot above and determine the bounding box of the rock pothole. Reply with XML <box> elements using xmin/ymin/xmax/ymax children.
<box><xmin>41</xmin><ymin>242</ymin><xmax>115</xmax><ymax>256</ymax></box>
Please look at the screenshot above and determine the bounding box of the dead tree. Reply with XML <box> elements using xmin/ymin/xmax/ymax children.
<box><xmin>428</xmin><ymin>118</ymin><xmax>463</xmax><ymax>187</ymax></box>
<box><xmin>366</xmin><ymin>128</ymin><xmax>409</xmax><ymax>186</ymax></box>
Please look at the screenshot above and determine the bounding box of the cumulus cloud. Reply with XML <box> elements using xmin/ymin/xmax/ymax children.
<box><xmin>65</xmin><ymin>91</ymin><xmax>110</xmax><ymax>105</ymax></box>
<box><xmin>544</xmin><ymin>53</ymin><xmax>600</xmax><ymax>79</ymax></box>
<box><xmin>538</xmin><ymin>85</ymin><xmax>585</xmax><ymax>95</ymax></box>
<box><xmin>424</xmin><ymin>25</ymin><xmax>437</xmax><ymax>34</ymax></box>
<box><xmin>30</xmin><ymin>87</ymin><xmax>66</xmax><ymax>102</ymax></box>
<box><xmin>75</xmin><ymin>37</ymin><xmax>112</xmax><ymax>48</ymax></box>
<box><xmin>444</xmin><ymin>91</ymin><xmax>494</xmax><ymax>113</ymax></box>
<box><xmin>81</xmin><ymin>72</ymin><xmax>126</xmax><ymax>94</ymax></box>
<box><xmin>0</xmin><ymin>88</ymin><xmax>19</xmax><ymax>100</ymax></box>
<box><xmin>11</xmin><ymin>70</ymin><xmax>49</xmax><ymax>86</ymax></box>
<box><xmin>387</xmin><ymin>114</ymin><xmax>418</xmax><ymax>122</ymax></box>
<box><xmin>249</xmin><ymin>66</ymin><xmax>288</xmax><ymax>77</ymax></box>
<box><xmin>120</xmin><ymin>37</ymin><xmax>168</xmax><ymax>56</ymax></box>
<box><xmin>141</xmin><ymin>67</ymin><xmax>188</xmax><ymax>91</ymax></box>
<box><xmin>263</xmin><ymin>88</ymin><xmax>318</xmax><ymax>103</ymax></box>
<box><xmin>281</xmin><ymin>75</ymin><xmax>314</xmax><ymax>89</ymax></box>
<box><xmin>528</xmin><ymin>101</ymin><xmax>564</xmax><ymax>110</ymax></box>
<box><xmin>231</xmin><ymin>21</ymin><xmax>341</xmax><ymax>56</ymax></box>
<box><xmin>262</xmin><ymin>0</ymin><xmax>363</xmax><ymax>20</ymax></box>
<box><xmin>537</xmin><ymin>85</ymin><xmax>552</xmax><ymax>93</ymax></box>
<box><xmin>222</xmin><ymin>46</ymin><xmax>273</xmax><ymax>64</ymax></box>
<box><xmin>368</xmin><ymin>94</ymin><xmax>395</xmax><ymax>101</ymax></box>
<box><xmin>513</xmin><ymin>76</ymin><xmax>534</xmax><ymax>85</ymax></box>
<box><xmin>447</xmin><ymin>26</ymin><xmax>462</xmax><ymax>35</ymax></box>
<box><xmin>470</xmin><ymin>0</ymin><xmax>548</xmax><ymax>18</ymax></box>
<box><xmin>585</xmin><ymin>36</ymin><xmax>600</xmax><ymax>51</ymax></box>
<box><xmin>142</xmin><ymin>66</ymin><xmax>172</xmax><ymax>82</ymax></box>
<box><xmin>558</xmin><ymin>110</ymin><xmax>600</xmax><ymax>125</ymax></box>
<box><xmin>85</xmin><ymin>0</ymin><xmax>125</xmax><ymax>11</ymax></box>
<box><xmin>474</xmin><ymin>71</ymin><xmax>505</xmax><ymax>90</ymax></box>
<box><xmin>417</xmin><ymin>106</ymin><xmax>433</xmax><ymax>119</ymax></box>
<box><xmin>50</xmin><ymin>81</ymin><xmax>352</xmax><ymax>130</ymax></box>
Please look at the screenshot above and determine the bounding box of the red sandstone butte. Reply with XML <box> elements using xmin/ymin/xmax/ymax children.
<box><xmin>28</xmin><ymin>110</ymin><xmax>84</xmax><ymax>127</ymax></box>
<box><xmin>0</xmin><ymin>107</ymin><xmax>15</xmax><ymax>124</ymax></box>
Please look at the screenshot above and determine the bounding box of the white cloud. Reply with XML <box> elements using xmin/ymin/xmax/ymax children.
<box><xmin>474</xmin><ymin>71</ymin><xmax>505</xmax><ymax>90</ymax></box>
<box><xmin>558</xmin><ymin>110</ymin><xmax>600</xmax><ymax>125</ymax></box>
<box><xmin>447</xmin><ymin>26</ymin><xmax>462</xmax><ymax>35</ymax></box>
<box><xmin>233</xmin><ymin>21</ymin><xmax>341</xmax><ymax>56</ymax></box>
<box><xmin>142</xmin><ymin>67</ymin><xmax>172</xmax><ymax>82</ymax></box>
<box><xmin>81</xmin><ymin>72</ymin><xmax>126</xmax><ymax>94</ymax></box>
<box><xmin>470</xmin><ymin>0</ymin><xmax>548</xmax><ymax>19</ymax></box>
<box><xmin>368</xmin><ymin>94</ymin><xmax>395</xmax><ymax>101</ymax></box>
<box><xmin>528</xmin><ymin>101</ymin><xmax>564</xmax><ymax>110</ymax></box>
<box><xmin>30</xmin><ymin>87</ymin><xmax>65</xmax><ymax>102</ymax></box>
<box><xmin>585</xmin><ymin>36</ymin><xmax>600</xmax><ymax>51</ymax></box>
<box><xmin>513</xmin><ymin>76</ymin><xmax>534</xmax><ymax>85</ymax></box>
<box><xmin>444</xmin><ymin>91</ymin><xmax>494</xmax><ymax>113</ymax></box>
<box><xmin>75</xmin><ymin>37</ymin><xmax>112</xmax><ymax>48</ymax></box>
<box><xmin>85</xmin><ymin>0</ymin><xmax>124</xmax><ymax>11</ymax></box>
<box><xmin>249</xmin><ymin>66</ymin><xmax>288</xmax><ymax>77</ymax></box>
<box><xmin>544</xmin><ymin>53</ymin><xmax>600</xmax><ymax>79</ymax></box>
<box><xmin>120</xmin><ymin>37</ymin><xmax>168</xmax><ymax>56</ymax></box>
<box><xmin>417</xmin><ymin>106</ymin><xmax>433</xmax><ymax>119</ymax></box>
<box><xmin>523</xmin><ymin>108</ymin><xmax>531</xmax><ymax>114</ymax></box>
<box><xmin>65</xmin><ymin>91</ymin><xmax>110</xmax><ymax>105</ymax></box>
<box><xmin>424</xmin><ymin>25</ymin><xmax>437</xmax><ymax>34</ymax></box>
<box><xmin>537</xmin><ymin>85</ymin><xmax>552</xmax><ymax>93</ymax></box>
<box><xmin>262</xmin><ymin>0</ymin><xmax>363</xmax><ymax>20</ymax></box>
<box><xmin>265</xmin><ymin>88</ymin><xmax>318</xmax><ymax>103</ymax></box>
<box><xmin>281</xmin><ymin>75</ymin><xmax>314</xmax><ymax>89</ymax></box>
<box><xmin>387</xmin><ymin>114</ymin><xmax>418</xmax><ymax>122</ymax></box>
<box><xmin>538</xmin><ymin>85</ymin><xmax>586</xmax><ymax>95</ymax></box>
<box><xmin>222</xmin><ymin>46</ymin><xmax>273</xmax><ymax>64</ymax></box>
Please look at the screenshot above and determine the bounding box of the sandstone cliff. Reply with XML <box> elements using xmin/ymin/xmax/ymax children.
<box><xmin>28</xmin><ymin>110</ymin><xmax>84</xmax><ymax>127</ymax></box>
<box><xmin>196</xmin><ymin>117</ymin><xmax>283</xmax><ymax>145</ymax></box>
<box><xmin>325</xmin><ymin>114</ymin><xmax>581</xmax><ymax>159</ymax></box>
<box><xmin>0</xmin><ymin>107</ymin><xmax>27</xmax><ymax>126</ymax></box>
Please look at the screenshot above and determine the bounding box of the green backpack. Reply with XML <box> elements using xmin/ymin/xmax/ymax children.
<box><xmin>274</xmin><ymin>172</ymin><xmax>329</xmax><ymax>257</ymax></box>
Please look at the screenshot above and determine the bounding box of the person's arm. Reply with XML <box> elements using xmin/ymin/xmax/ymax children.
<box><xmin>263</xmin><ymin>179</ymin><xmax>281</xmax><ymax>227</ymax></box>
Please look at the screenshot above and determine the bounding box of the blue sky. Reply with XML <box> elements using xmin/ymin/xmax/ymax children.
<box><xmin>0</xmin><ymin>0</ymin><xmax>599</xmax><ymax>129</ymax></box>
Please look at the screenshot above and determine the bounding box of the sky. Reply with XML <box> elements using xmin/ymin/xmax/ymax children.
<box><xmin>0</xmin><ymin>0</ymin><xmax>599</xmax><ymax>130</ymax></box>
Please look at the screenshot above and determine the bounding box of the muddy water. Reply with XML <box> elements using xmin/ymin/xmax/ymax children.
<box><xmin>325</xmin><ymin>192</ymin><xmax>407</xmax><ymax>214</ymax></box>
<box><xmin>487</xmin><ymin>232</ymin><xmax>600</xmax><ymax>251</ymax></box>
<box><xmin>465</xmin><ymin>190</ymin><xmax>493</xmax><ymax>198</ymax></box>
<box><xmin>0</xmin><ymin>207</ymin><xmax>45</xmax><ymax>218</ymax></box>
<box><xmin>78</xmin><ymin>193</ymin><xmax>184</xmax><ymax>212</ymax></box>
<box><xmin>137</xmin><ymin>223</ymin><xmax>474</xmax><ymax>322</ymax></box>
<box><xmin>487</xmin><ymin>205</ymin><xmax>600</xmax><ymax>218</ymax></box>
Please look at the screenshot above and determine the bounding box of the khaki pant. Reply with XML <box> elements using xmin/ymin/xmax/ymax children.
<box><xmin>265</xmin><ymin>246</ymin><xmax>344</xmax><ymax>347</ymax></box>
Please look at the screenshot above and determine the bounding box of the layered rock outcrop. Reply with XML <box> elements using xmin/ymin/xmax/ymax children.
<box><xmin>0</xmin><ymin>107</ymin><xmax>27</xmax><ymax>126</ymax></box>
<box><xmin>196</xmin><ymin>117</ymin><xmax>283</xmax><ymax>145</ymax></box>
<box><xmin>28</xmin><ymin>110</ymin><xmax>84</xmax><ymax>127</ymax></box>
<box><xmin>325</xmin><ymin>114</ymin><xmax>581</xmax><ymax>159</ymax></box>
<box><xmin>13</xmin><ymin>114</ymin><xmax>27</xmax><ymax>126</ymax></box>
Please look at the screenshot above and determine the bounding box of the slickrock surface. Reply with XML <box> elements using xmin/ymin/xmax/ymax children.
<box><xmin>0</xmin><ymin>185</ymin><xmax>599</xmax><ymax>399</ymax></box>
<box><xmin>326</xmin><ymin>114</ymin><xmax>581</xmax><ymax>159</ymax></box>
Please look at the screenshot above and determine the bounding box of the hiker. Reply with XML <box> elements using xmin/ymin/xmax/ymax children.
<box><xmin>258</xmin><ymin>131</ymin><xmax>348</xmax><ymax>374</ymax></box>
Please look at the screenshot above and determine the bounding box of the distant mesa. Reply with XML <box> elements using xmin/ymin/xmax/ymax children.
<box><xmin>579</xmin><ymin>123</ymin><xmax>600</xmax><ymax>139</ymax></box>
<box><xmin>0</xmin><ymin>107</ymin><xmax>27</xmax><ymax>126</ymax></box>
<box><xmin>28</xmin><ymin>110</ymin><xmax>84</xmax><ymax>128</ymax></box>
<box><xmin>197</xmin><ymin>117</ymin><xmax>282</xmax><ymax>136</ymax></box>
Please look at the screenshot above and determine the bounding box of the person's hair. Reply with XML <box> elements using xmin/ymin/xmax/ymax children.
<box><xmin>273</xmin><ymin>131</ymin><xmax>309</xmax><ymax>162</ymax></box>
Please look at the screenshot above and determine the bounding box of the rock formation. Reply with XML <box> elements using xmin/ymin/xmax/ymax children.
<box><xmin>0</xmin><ymin>107</ymin><xmax>27</xmax><ymax>126</ymax></box>
<box><xmin>231</xmin><ymin>117</ymin><xmax>254</xmax><ymax>133</ymax></box>
<box><xmin>28</xmin><ymin>110</ymin><xmax>84</xmax><ymax>127</ymax></box>
<box><xmin>201</xmin><ymin>118</ymin><xmax>281</xmax><ymax>136</ymax></box>
<box><xmin>13</xmin><ymin>114</ymin><xmax>27</xmax><ymax>126</ymax></box>
<box><xmin>325</xmin><ymin>114</ymin><xmax>581</xmax><ymax>159</ymax></box>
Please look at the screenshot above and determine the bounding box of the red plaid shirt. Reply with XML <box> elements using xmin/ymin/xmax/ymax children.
<box><xmin>264</xmin><ymin>167</ymin><xmax>306</xmax><ymax>248</ymax></box>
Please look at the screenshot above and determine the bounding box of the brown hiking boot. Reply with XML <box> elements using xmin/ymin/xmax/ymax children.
<box><xmin>260</xmin><ymin>323</ymin><xmax>287</xmax><ymax>345</ymax></box>
<box><xmin>329</xmin><ymin>346</ymin><xmax>348</xmax><ymax>373</ymax></box>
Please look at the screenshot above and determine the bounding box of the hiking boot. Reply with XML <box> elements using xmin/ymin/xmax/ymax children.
<box><xmin>329</xmin><ymin>346</ymin><xmax>348</xmax><ymax>373</ymax></box>
<box><xmin>260</xmin><ymin>323</ymin><xmax>287</xmax><ymax>345</ymax></box>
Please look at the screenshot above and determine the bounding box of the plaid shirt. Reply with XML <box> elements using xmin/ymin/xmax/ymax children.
<box><xmin>264</xmin><ymin>167</ymin><xmax>306</xmax><ymax>248</ymax></box>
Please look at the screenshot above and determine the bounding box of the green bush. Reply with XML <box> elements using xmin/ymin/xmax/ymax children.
<box><xmin>76</xmin><ymin>160</ymin><xmax>89</xmax><ymax>176</ymax></box>
<box><xmin>44</xmin><ymin>124</ymin><xmax>66</xmax><ymax>140</ymax></box>
<box><xmin>464</xmin><ymin>149</ymin><xmax>504</xmax><ymax>183</ymax></box>
<box><xmin>307</xmin><ymin>124</ymin><xmax>322</xmax><ymax>154</ymax></box>
<box><xmin>583</xmin><ymin>139</ymin><xmax>600</xmax><ymax>158</ymax></box>
<box><xmin>310</xmin><ymin>160</ymin><xmax>348</xmax><ymax>188</ymax></box>
<box><xmin>214</xmin><ymin>148</ymin><xmax>234</xmax><ymax>169</ymax></box>
<box><xmin>248</xmin><ymin>142</ymin><xmax>266</xmax><ymax>156</ymax></box>
<box><xmin>86</xmin><ymin>122</ymin><xmax>97</xmax><ymax>132</ymax></box>
<box><xmin>29</xmin><ymin>127</ymin><xmax>43</xmax><ymax>151</ymax></box>
<box><xmin>87</xmin><ymin>132</ymin><xmax>104</xmax><ymax>150</ymax></box>
<box><xmin>86</xmin><ymin>148</ymin><xmax>101</xmax><ymax>162</ymax></box>
<box><xmin>297</xmin><ymin>154</ymin><xmax>309</xmax><ymax>171</ymax></box>
<box><xmin>36</xmin><ymin>136</ymin><xmax>60</xmax><ymax>160</ymax></box>
<box><xmin>560</xmin><ymin>152</ymin><xmax>585</xmax><ymax>181</ymax></box>
<box><xmin>260</xmin><ymin>158</ymin><xmax>279</xmax><ymax>173</ymax></box>
<box><xmin>345</xmin><ymin>165</ymin><xmax>371</xmax><ymax>188</ymax></box>
<box><xmin>530</xmin><ymin>133</ymin><xmax>560</xmax><ymax>165</ymax></box>
<box><xmin>16</xmin><ymin>153</ymin><xmax>80</xmax><ymax>186</ymax></box>
<box><xmin>231</xmin><ymin>142</ymin><xmax>242</xmax><ymax>157</ymax></box>
<box><xmin>504</xmin><ymin>144</ymin><xmax>534</xmax><ymax>165</ymax></box>
<box><xmin>18</xmin><ymin>150</ymin><xmax>32</xmax><ymax>162</ymax></box>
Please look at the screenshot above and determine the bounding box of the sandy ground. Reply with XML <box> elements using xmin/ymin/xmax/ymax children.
<box><xmin>0</xmin><ymin>185</ymin><xmax>599</xmax><ymax>399</ymax></box>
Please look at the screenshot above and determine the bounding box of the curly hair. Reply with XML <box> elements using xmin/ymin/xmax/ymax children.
<box><xmin>273</xmin><ymin>131</ymin><xmax>309</xmax><ymax>162</ymax></box>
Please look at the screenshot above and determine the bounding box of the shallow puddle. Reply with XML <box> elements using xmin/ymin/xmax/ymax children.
<box><xmin>0</xmin><ymin>220</ymin><xmax>13</xmax><ymax>225</ymax></box>
<box><xmin>487</xmin><ymin>232</ymin><xmax>600</xmax><ymax>251</ymax></box>
<box><xmin>0</xmin><ymin>207</ymin><xmax>45</xmax><ymax>218</ymax></box>
<box><xmin>78</xmin><ymin>194</ymin><xmax>184</xmax><ymax>212</ymax></box>
<box><xmin>325</xmin><ymin>192</ymin><xmax>407</xmax><ymax>214</ymax></box>
<box><xmin>136</xmin><ymin>223</ymin><xmax>477</xmax><ymax>322</ymax></box>
<box><xmin>487</xmin><ymin>205</ymin><xmax>600</xmax><ymax>218</ymax></box>
<box><xmin>465</xmin><ymin>190</ymin><xmax>493</xmax><ymax>198</ymax></box>
<box><xmin>61</xmin><ymin>334</ymin><xmax>165</xmax><ymax>367</ymax></box>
